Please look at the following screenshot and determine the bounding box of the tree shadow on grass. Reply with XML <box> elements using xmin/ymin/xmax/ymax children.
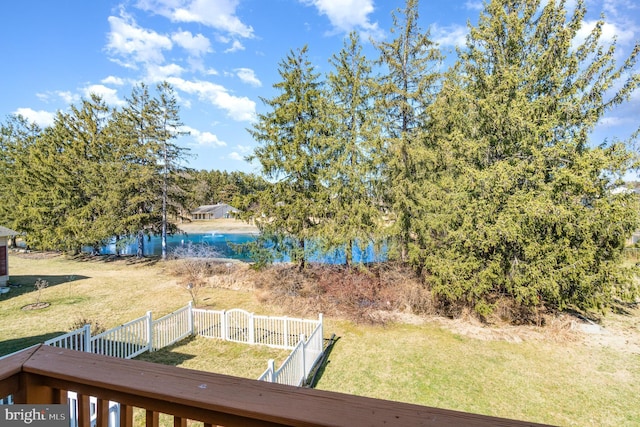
<box><xmin>306</xmin><ymin>334</ymin><xmax>340</xmax><ymax>388</ymax></box>
<box><xmin>1</xmin><ymin>274</ymin><xmax>90</xmax><ymax>302</ymax></box>
<box><xmin>0</xmin><ymin>332</ymin><xmax>67</xmax><ymax>357</ymax></box>
<box><xmin>68</xmin><ymin>253</ymin><xmax>161</xmax><ymax>267</ymax></box>
<box><xmin>134</xmin><ymin>336</ymin><xmax>197</xmax><ymax>367</ymax></box>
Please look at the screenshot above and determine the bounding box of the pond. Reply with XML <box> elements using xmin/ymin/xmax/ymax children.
<box><xmin>96</xmin><ymin>232</ymin><xmax>386</xmax><ymax>264</ymax></box>
<box><xmin>97</xmin><ymin>232</ymin><xmax>256</xmax><ymax>259</ymax></box>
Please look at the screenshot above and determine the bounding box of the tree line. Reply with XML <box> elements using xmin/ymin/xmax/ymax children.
<box><xmin>237</xmin><ymin>0</ymin><xmax>640</xmax><ymax>314</ymax></box>
<box><xmin>0</xmin><ymin>83</ymin><xmax>264</xmax><ymax>259</ymax></box>
<box><xmin>1</xmin><ymin>0</ymin><xmax>638</xmax><ymax>315</ymax></box>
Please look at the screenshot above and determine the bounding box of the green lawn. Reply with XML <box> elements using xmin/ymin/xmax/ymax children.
<box><xmin>2</xmin><ymin>253</ymin><xmax>639</xmax><ymax>426</ymax></box>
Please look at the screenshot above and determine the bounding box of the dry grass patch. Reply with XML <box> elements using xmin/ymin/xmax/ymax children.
<box><xmin>4</xmin><ymin>253</ymin><xmax>640</xmax><ymax>427</ymax></box>
<box><xmin>0</xmin><ymin>253</ymin><xmax>273</xmax><ymax>356</ymax></box>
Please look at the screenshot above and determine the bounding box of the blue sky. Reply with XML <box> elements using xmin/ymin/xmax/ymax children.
<box><xmin>1</xmin><ymin>0</ymin><xmax>638</xmax><ymax>173</ymax></box>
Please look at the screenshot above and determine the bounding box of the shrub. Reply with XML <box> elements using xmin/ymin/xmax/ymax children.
<box><xmin>69</xmin><ymin>316</ymin><xmax>106</xmax><ymax>335</ymax></box>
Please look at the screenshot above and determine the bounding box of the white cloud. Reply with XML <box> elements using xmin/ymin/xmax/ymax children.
<box><xmin>575</xmin><ymin>19</ymin><xmax>636</xmax><ymax>47</ymax></box>
<box><xmin>56</xmin><ymin>91</ymin><xmax>80</xmax><ymax>104</ymax></box>
<box><xmin>224</xmin><ymin>40</ymin><xmax>245</xmax><ymax>53</ymax></box>
<box><xmin>599</xmin><ymin>116</ymin><xmax>625</xmax><ymax>127</ymax></box>
<box><xmin>464</xmin><ymin>1</ymin><xmax>483</xmax><ymax>11</ymax></box>
<box><xmin>181</xmin><ymin>125</ymin><xmax>227</xmax><ymax>146</ymax></box>
<box><xmin>604</xmin><ymin>0</ymin><xmax>639</xmax><ymax>21</ymax></box>
<box><xmin>432</xmin><ymin>24</ymin><xmax>468</xmax><ymax>48</ymax></box>
<box><xmin>301</xmin><ymin>0</ymin><xmax>382</xmax><ymax>39</ymax></box>
<box><xmin>171</xmin><ymin>30</ymin><xmax>212</xmax><ymax>56</ymax></box>
<box><xmin>83</xmin><ymin>84</ymin><xmax>125</xmax><ymax>106</ymax></box>
<box><xmin>106</xmin><ymin>14</ymin><xmax>172</xmax><ymax>67</ymax></box>
<box><xmin>136</xmin><ymin>0</ymin><xmax>254</xmax><ymax>38</ymax></box>
<box><xmin>235</xmin><ymin>68</ymin><xmax>261</xmax><ymax>87</ymax></box>
<box><xmin>35</xmin><ymin>91</ymin><xmax>80</xmax><ymax>105</ymax></box>
<box><xmin>166</xmin><ymin>77</ymin><xmax>256</xmax><ymax>121</ymax></box>
<box><xmin>228</xmin><ymin>152</ymin><xmax>243</xmax><ymax>160</ymax></box>
<box><xmin>146</xmin><ymin>63</ymin><xmax>186</xmax><ymax>81</ymax></box>
<box><xmin>35</xmin><ymin>93</ymin><xmax>50</xmax><ymax>103</ymax></box>
<box><xmin>14</xmin><ymin>108</ymin><xmax>55</xmax><ymax>127</ymax></box>
<box><xmin>101</xmin><ymin>76</ymin><xmax>125</xmax><ymax>86</ymax></box>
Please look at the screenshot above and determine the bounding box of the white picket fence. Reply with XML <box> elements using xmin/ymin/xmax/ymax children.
<box><xmin>257</xmin><ymin>318</ymin><xmax>324</xmax><ymax>386</ymax></box>
<box><xmin>193</xmin><ymin>308</ymin><xmax>322</xmax><ymax>349</ymax></box>
<box><xmin>153</xmin><ymin>304</ymin><xmax>193</xmax><ymax>351</ymax></box>
<box><xmin>4</xmin><ymin>303</ymin><xmax>324</xmax><ymax>386</ymax></box>
<box><xmin>1</xmin><ymin>303</ymin><xmax>325</xmax><ymax>424</ymax></box>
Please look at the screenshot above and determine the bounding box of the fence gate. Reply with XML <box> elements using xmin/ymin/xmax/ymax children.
<box><xmin>225</xmin><ymin>309</ymin><xmax>252</xmax><ymax>343</ymax></box>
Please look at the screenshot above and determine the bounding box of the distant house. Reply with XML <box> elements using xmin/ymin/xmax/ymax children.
<box><xmin>0</xmin><ymin>226</ymin><xmax>18</xmax><ymax>287</ymax></box>
<box><xmin>191</xmin><ymin>203</ymin><xmax>239</xmax><ymax>220</ymax></box>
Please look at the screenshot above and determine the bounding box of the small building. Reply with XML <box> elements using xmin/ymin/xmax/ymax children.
<box><xmin>0</xmin><ymin>226</ymin><xmax>18</xmax><ymax>287</ymax></box>
<box><xmin>191</xmin><ymin>203</ymin><xmax>239</xmax><ymax>220</ymax></box>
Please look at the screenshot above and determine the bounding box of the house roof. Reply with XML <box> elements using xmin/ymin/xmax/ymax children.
<box><xmin>0</xmin><ymin>226</ymin><xmax>18</xmax><ymax>237</ymax></box>
<box><xmin>191</xmin><ymin>203</ymin><xmax>239</xmax><ymax>214</ymax></box>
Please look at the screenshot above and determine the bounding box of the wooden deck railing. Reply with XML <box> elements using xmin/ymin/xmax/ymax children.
<box><xmin>0</xmin><ymin>345</ymin><xmax>551</xmax><ymax>427</ymax></box>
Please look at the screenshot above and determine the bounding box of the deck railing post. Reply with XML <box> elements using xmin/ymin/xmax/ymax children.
<box><xmin>147</xmin><ymin>311</ymin><xmax>153</xmax><ymax>352</ymax></box>
<box><xmin>83</xmin><ymin>324</ymin><xmax>92</xmax><ymax>353</ymax></box>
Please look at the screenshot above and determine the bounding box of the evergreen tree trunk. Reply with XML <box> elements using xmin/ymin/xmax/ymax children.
<box><xmin>137</xmin><ymin>229</ymin><xmax>144</xmax><ymax>258</ymax></box>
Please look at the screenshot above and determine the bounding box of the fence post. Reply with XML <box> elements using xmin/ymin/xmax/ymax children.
<box><xmin>268</xmin><ymin>359</ymin><xmax>275</xmax><ymax>383</ymax></box>
<box><xmin>83</xmin><ymin>324</ymin><xmax>91</xmax><ymax>353</ymax></box>
<box><xmin>249</xmin><ymin>313</ymin><xmax>255</xmax><ymax>344</ymax></box>
<box><xmin>147</xmin><ymin>311</ymin><xmax>153</xmax><ymax>352</ymax></box>
<box><xmin>299</xmin><ymin>334</ymin><xmax>306</xmax><ymax>385</ymax></box>
<box><xmin>188</xmin><ymin>301</ymin><xmax>194</xmax><ymax>336</ymax></box>
<box><xmin>221</xmin><ymin>310</ymin><xmax>227</xmax><ymax>341</ymax></box>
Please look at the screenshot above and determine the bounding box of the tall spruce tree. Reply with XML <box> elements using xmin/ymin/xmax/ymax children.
<box><xmin>323</xmin><ymin>32</ymin><xmax>384</xmax><ymax>265</ymax></box>
<box><xmin>375</xmin><ymin>0</ymin><xmax>442</xmax><ymax>262</ymax></box>
<box><xmin>421</xmin><ymin>0</ymin><xmax>640</xmax><ymax>314</ymax></box>
<box><xmin>246</xmin><ymin>46</ymin><xmax>332</xmax><ymax>268</ymax></box>
<box><xmin>115</xmin><ymin>82</ymin><xmax>191</xmax><ymax>258</ymax></box>
<box><xmin>116</xmin><ymin>83</ymin><xmax>163</xmax><ymax>257</ymax></box>
<box><xmin>58</xmin><ymin>95</ymin><xmax>114</xmax><ymax>252</ymax></box>
<box><xmin>156</xmin><ymin>82</ymin><xmax>191</xmax><ymax>260</ymax></box>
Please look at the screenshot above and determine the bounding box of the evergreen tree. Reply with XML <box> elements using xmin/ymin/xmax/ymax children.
<box><xmin>375</xmin><ymin>0</ymin><xmax>442</xmax><ymax>262</ymax></box>
<box><xmin>58</xmin><ymin>95</ymin><xmax>114</xmax><ymax>252</ymax></box>
<box><xmin>8</xmin><ymin>96</ymin><xmax>115</xmax><ymax>252</ymax></box>
<box><xmin>0</xmin><ymin>115</ymin><xmax>41</xmax><ymax>246</ymax></box>
<box><xmin>156</xmin><ymin>82</ymin><xmax>191</xmax><ymax>259</ymax></box>
<box><xmin>115</xmin><ymin>82</ymin><xmax>191</xmax><ymax>258</ymax></box>
<box><xmin>422</xmin><ymin>0</ymin><xmax>640</xmax><ymax>313</ymax></box>
<box><xmin>116</xmin><ymin>83</ymin><xmax>163</xmax><ymax>257</ymax></box>
<box><xmin>245</xmin><ymin>46</ymin><xmax>332</xmax><ymax>268</ymax></box>
<box><xmin>323</xmin><ymin>31</ymin><xmax>384</xmax><ymax>265</ymax></box>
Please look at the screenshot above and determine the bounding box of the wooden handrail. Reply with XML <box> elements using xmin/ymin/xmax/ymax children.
<box><xmin>1</xmin><ymin>345</ymin><xmax>552</xmax><ymax>427</ymax></box>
